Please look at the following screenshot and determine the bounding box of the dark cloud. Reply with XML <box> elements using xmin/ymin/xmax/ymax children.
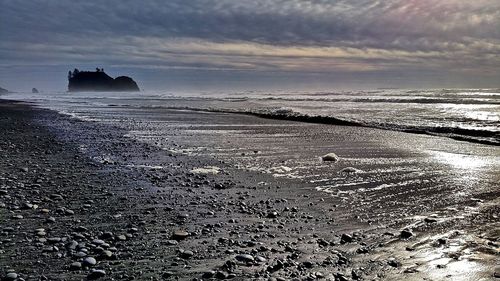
<box><xmin>1</xmin><ymin>0</ymin><xmax>499</xmax><ymax>90</ymax></box>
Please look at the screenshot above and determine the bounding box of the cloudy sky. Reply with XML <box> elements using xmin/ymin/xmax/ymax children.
<box><xmin>1</xmin><ymin>0</ymin><xmax>499</xmax><ymax>91</ymax></box>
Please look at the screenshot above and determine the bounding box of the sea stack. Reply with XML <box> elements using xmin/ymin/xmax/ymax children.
<box><xmin>68</xmin><ymin>68</ymin><xmax>140</xmax><ymax>92</ymax></box>
<box><xmin>0</xmin><ymin>87</ymin><xmax>9</xmax><ymax>94</ymax></box>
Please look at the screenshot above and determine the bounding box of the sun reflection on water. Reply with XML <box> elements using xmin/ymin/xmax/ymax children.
<box><xmin>429</xmin><ymin>150</ymin><xmax>489</xmax><ymax>170</ymax></box>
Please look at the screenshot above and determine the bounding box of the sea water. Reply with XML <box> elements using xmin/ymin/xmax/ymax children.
<box><xmin>4</xmin><ymin>88</ymin><xmax>499</xmax><ymax>145</ymax></box>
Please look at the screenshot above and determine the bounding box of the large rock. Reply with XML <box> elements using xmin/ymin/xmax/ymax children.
<box><xmin>113</xmin><ymin>76</ymin><xmax>140</xmax><ymax>91</ymax></box>
<box><xmin>68</xmin><ymin>68</ymin><xmax>140</xmax><ymax>92</ymax></box>
<box><xmin>322</xmin><ymin>153</ymin><xmax>340</xmax><ymax>162</ymax></box>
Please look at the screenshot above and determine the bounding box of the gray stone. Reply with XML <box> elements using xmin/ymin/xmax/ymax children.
<box><xmin>4</xmin><ymin>273</ymin><xmax>18</xmax><ymax>281</ymax></box>
<box><xmin>341</xmin><ymin>233</ymin><xmax>353</xmax><ymax>244</ymax></box>
<box><xmin>172</xmin><ymin>230</ymin><xmax>189</xmax><ymax>241</ymax></box>
<box><xmin>322</xmin><ymin>153</ymin><xmax>339</xmax><ymax>162</ymax></box>
<box><xmin>179</xmin><ymin>250</ymin><xmax>194</xmax><ymax>259</ymax></box>
<box><xmin>87</xmin><ymin>269</ymin><xmax>106</xmax><ymax>280</ymax></box>
<box><xmin>235</xmin><ymin>254</ymin><xmax>254</xmax><ymax>263</ymax></box>
<box><xmin>69</xmin><ymin>262</ymin><xmax>82</xmax><ymax>270</ymax></box>
<box><xmin>400</xmin><ymin>229</ymin><xmax>414</xmax><ymax>239</ymax></box>
<box><xmin>83</xmin><ymin>256</ymin><xmax>97</xmax><ymax>266</ymax></box>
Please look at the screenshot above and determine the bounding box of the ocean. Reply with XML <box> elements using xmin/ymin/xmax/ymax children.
<box><xmin>4</xmin><ymin>88</ymin><xmax>500</xmax><ymax>145</ymax></box>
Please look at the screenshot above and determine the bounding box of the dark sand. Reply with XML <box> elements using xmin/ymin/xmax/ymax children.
<box><xmin>0</xmin><ymin>100</ymin><xmax>498</xmax><ymax>281</ymax></box>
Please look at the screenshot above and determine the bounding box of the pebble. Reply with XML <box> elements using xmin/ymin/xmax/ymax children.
<box><xmin>46</xmin><ymin>216</ymin><xmax>56</xmax><ymax>223</ymax></box>
<box><xmin>322</xmin><ymin>153</ymin><xmax>339</xmax><ymax>162</ymax></box>
<box><xmin>87</xmin><ymin>269</ymin><xmax>106</xmax><ymax>280</ymax></box>
<box><xmin>162</xmin><ymin>271</ymin><xmax>174</xmax><ymax>278</ymax></box>
<box><xmin>215</xmin><ymin>271</ymin><xmax>227</xmax><ymax>279</ymax></box>
<box><xmin>4</xmin><ymin>273</ymin><xmax>18</xmax><ymax>281</ymax></box>
<box><xmin>341</xmin><ymin>233</ymin><xmax>353</xmax><ymax>244</ymax></box>
<box><xmin>179</xmin><ymin>250</ymin><xmax>194</xmax><ymax>259</ymax></box>
<box><xmin>235</xmin><ymin>254</ymin><xmax>254</xmax><ymax>263</ymax></box>
<box><xmin>424</xmin><ymin>217</ymin><xmax>438</xmax><ymax>223</ymax></box>
<box><xmin>116</xmin><ymin>234</ymin><xmax>127</xmax><ymax>241</ymax></box>
<box><xmin>172</xmin><ymin>230</ymin><xmax>189</xmax><ymax>241</ymax></box>
<box><xmin>202</xmin><ymin>271</ymin><xmax>215</xmax><ymax>278</ymax></box>
<box><xmin>74</xmin><ymin>251</ymin><xmax>87</xmax><ymax>258</ymax></box>
<box><xmin>100</xmin><ymin>250</ymin><xmax>113</xmax><ymax>259</ymax></box>
<box><xmin>255</xmin><ymin>256</ymin><xmax>267</xmax><ymax>263</ymax></box>
<box><xmin>400</xmin><ymin>229</ymin><xmax>414</xmax><ymax>239</ymax></box>
<box><xmin>69</xmin><ymin>262</ymin><xmax>82</xmax><ymax>270</ymax></box>
<box><xmin>92</xmin><ymin>239</ymin><xmax>105</xmax><ymax>245</ymax></box>
<box><xmin>83</xmin><ymin>256</ymin><xmax>97</xmax><ymax>266</ymax></box>
<box><xmin>267</xmin><ymin>211</ymin><xmax>279</xmax><ymax>218</ymax></box>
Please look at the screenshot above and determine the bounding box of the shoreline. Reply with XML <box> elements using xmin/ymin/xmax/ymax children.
<box><xmin>0</xmin><ymin>99</ymin><xmax>498</xmax><ymax>280</ymax></box>
<box><xmin>161</xmin><ymin>107</ymin><xmax>500</xmax><ymax>147</ymax></box>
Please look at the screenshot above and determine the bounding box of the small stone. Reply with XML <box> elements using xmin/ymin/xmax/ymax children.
<box><xmin>400</xmin><ymin>229</ymin><xmax>414</xmax><ymax>239</ymax></box>
<box><xmin>74</xmin><ymin>251</ymin><xmax>87</xmax><ymax>258</ymax></box>
<box><xmin>322</xmin><ymin>153</ymin><xmax>339</xmax><ymax>162</ymax></box>
<box><xmin>341</xmin><ymin>233</ymin><xmax>353</xmax><ymax>244</ymax></box>
<box><xmin>424</xmin><ymin>217</ymin><xmax>438</xmax><ymax>223</ymax></box>
<box><xmin>215</xmin><ymin>271</ymin><xmax>227</xmax><ymax>279</ymax></box>
<box><xmin>162</xmin><ymin>271</ymin><xmax>174</xmax><ymax>278</ymax></box>
<box><xmin>87</xmin><ymin>269</ymin><xmax>106</xmax><ymax>279</ymax></box>
<box><xmin>83</xmin><ymin>257</ymin><xmax>97</xmax><ymax>267</ymax></box>
<box><xmin>171</xmin><ymin>230</ymin><xmax>189</xmax><ymax>241</ymax></box>
<box><xmin>179</xmin><ymin>250</ymin><xmax>194</xmax><ymax>259</ymax></box>
<box><xmin>255</xmin><ymin>256</ymin><xmax>267</xmax><ymax>263</ymax></box>
<box><xmin>302</xmin><ymin>261</ymin><xmax>314</xmax><ymax>268</ymax></box>
<box><xmin>47</xmin><ymin>237</ymin><xmax>62</xmax><ymax>243</ymax></box>
<box><xmin>100</xmin><ymin>250</ymin><xmax>113</xmax><ymax>260</ymax></box>
<box><xmin>404</xmin><ymin>267</ymin><xmax>419</xmax><ymax>273</ymax></box>
<box><xmin>267</xmin><ymin>211</ymin><xmax>279</xmax><ymax>218</ymax></box>
<box><xmin>4</xmin><ymin>273</ymin><xmax>18</xmax><ymax>281</ymax></box>
<box><xmin>70</xmin><ymin>262</ymin><xmax>82</xmax><ymax>270</ymax></box>
<box><xmin>92</xmin><ymin>239</ymin><xmax>105</xmax><ymax>245</ymax></box>
<box><xmin>388</xmin><ymin>259</ymin><xmax>401</xmax><ymax>268</ymax></box>
<box><xmin>235</xmin><ymin>254</ymin><xmax>254</xmax><ymax>263</ymax></box>
<box><xmin>178</xmin><ymin>213</ymin><xmax>189</xmax><ymax>219</ymax></box>
<box><xmin>202</xmin><ymin>271</ymin><xmax>215</xmax><ymax>278</ymax></box>
<box><xmin>46</xmin><ymin>217</ymin><xmax>56</xmax><ymax>223</ymax></box>
<box><xmin>116</xmin><ymin>234</ymin><xmax>127</xmax><ymax>241</ymax></box>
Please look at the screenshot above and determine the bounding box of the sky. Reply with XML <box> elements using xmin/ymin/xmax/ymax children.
<box><xmin>1</xmin><ymin>0</ymin><xmax>499</xmax><ymax>92</ymax></box>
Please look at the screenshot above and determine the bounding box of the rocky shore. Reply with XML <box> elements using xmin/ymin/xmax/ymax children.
<box><xmin>0</xmin><ymin>100</ymin><xmax>498</xmax><ymax>281</ymax></box>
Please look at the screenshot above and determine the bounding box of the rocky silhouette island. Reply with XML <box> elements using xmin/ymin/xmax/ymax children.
<box><xmin>68</xmin><ymin>68</ymin><xmax>140</xmax><ymax>92</ymax></box>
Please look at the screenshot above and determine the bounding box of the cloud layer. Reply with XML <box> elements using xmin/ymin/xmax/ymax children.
<box><xmin>1</xmin><ymin>0</ymin><xmax>499</xmax><ymax>90</ymax></box>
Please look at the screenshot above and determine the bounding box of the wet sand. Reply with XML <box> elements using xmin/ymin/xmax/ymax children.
<box><xmin>0</xmin><ymin>99</ymin><xmax>499</xmax><ymax>281</ymax></box>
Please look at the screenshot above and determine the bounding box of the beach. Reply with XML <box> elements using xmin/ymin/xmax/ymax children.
<box><xmin>0</xmin><ymin>98</ymin><xmax>499</xmax><ymax>281</ymax></box>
